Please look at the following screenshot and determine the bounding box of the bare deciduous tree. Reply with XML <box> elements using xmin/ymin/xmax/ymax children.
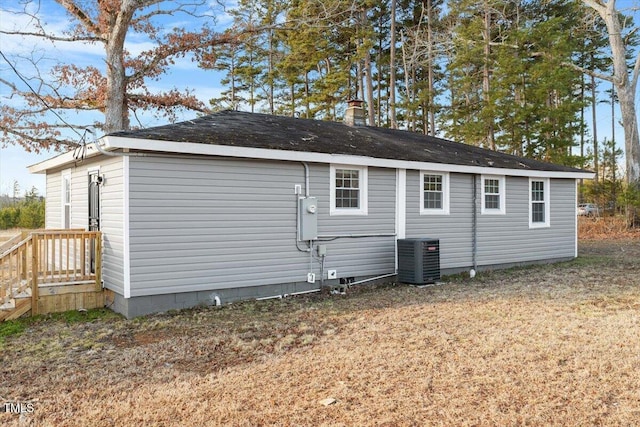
<box><xmin>0</xmin><ymin>0</ymin><xmax>232</xmax><ymax>152</ymax></box>
<box><xmin>581</xmin><ymin>0</ymin><xmax>640</xmax><ymax>226</ymax></box>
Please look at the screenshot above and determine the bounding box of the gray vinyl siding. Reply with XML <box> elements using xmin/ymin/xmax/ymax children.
<box><xmin>127</xmin><ymin>157</ymin><xmax>396</xmax><ymax>297</ymax></box>
<box><xmin>475</xmin><ymin>177</ymin><xmax>575</xmax><ymax>265</ymax></box>
<box><xmin>405</xmin><ymin>171</ymin><xmax>473</xmax><ymax>269</ymax></box>
<box><xmin>405</xmin><ymin>173</ymin><xmax>576</xmax><ymax>271</ymax></box>
<box><xmin>99</xmin><ymin>157</ymin><xmax>126</xmax><ymax>295</ymax></box>
<box><xmin>45</xmin><ymin>172</ymin><xmax>61</xmax><ymax>229</ymax></box>
<box><xmin>44</xmin><ymin>157</ymin><xmax>126</xmax><ymax>294</ymax></box>
<box><xmin>69</xmin><ymin>166</ymin><xmax>88</xmax><ymax>229</ymax></box>
<box><xmin>314</xmin><ymin>166</ymin><xmax>396</xmax><ymax>277</ymax></box>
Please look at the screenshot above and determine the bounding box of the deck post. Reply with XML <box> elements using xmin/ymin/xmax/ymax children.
<box><xmin>80</xmin><ymin>236</ymin><xmax>86</xmax><ymax>278</ymax></box>
<box><xmin>31</xmin><ymin>236</ymin><xmax>39</xmax><ymax>315</ymax></box>
<box><xmin>94</xmin><ymin>232</ymin><xmax>102</xmax><ymax>291</ymax></box>
<box><xmin>21</xmin><ymin>251</ymin><xmax>27</xmax><ymax>281</ymax></box>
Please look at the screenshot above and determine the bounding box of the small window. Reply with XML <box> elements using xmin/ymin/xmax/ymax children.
<box><xmin>330</xmin><ymin>165</ymin><xmax>368</xmax><ymax>216</ymax></box>
<box><xmin>530</xmin><ymin>178</ymin><xmax>550</xmax><ymax>228</ymax></box>
<box><xmin>420</xmin><ymin>172</ymin><xmax>449</xmax><ymax>215</ymax></box>
<box><xmin>481</xmin><ymin>175</ymin><xmax>505</xmax><ymax>215</ymax></box>
<box><xmin>335</xmin><ymin>169</ymin><xmax>360</xmax><ymax>208</ymax></box>
<box><xmin>62</xmin><ymin>170</ymin><xmax>71</xmax><ymax>228</ymax></box>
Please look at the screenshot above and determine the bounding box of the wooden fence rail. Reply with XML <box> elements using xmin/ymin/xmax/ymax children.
<box><xmin>0</xmin><ymin>230</ymin><xmax>102</xmax><ymax>315</ymax></box>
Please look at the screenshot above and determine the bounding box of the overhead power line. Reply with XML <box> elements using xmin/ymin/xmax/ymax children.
<box><xmin>0</xmin><ymin>49</ymin><xmax>84</xmax><ymax>143</ymax></box>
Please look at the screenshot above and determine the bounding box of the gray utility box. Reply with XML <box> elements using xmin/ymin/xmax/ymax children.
<box><xmin>397</xmin><ymin>238</ymin><xmax>440</xmax><ymax>284</ymax></box>
<box><xmin>298</xmin><ymin>197</ymin><xmax>318</xmax><ymax>241</ymax></box>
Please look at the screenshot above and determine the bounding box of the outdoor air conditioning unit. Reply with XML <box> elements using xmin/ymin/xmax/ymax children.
<box><xmin>397</xmin><ymin>238</ymin><xmax>440</xmax><ymax>285</ymax></box>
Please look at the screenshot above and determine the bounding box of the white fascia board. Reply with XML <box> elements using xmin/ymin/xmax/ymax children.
<box><xmin>39</xmin><ymin>135</ymin><xmax>593</xmax><ymax>180</ymax></box>
<box><xmin>28</xmin><ymin>143</ymin><xmax>108</xmax><ymax>174</ymax></box>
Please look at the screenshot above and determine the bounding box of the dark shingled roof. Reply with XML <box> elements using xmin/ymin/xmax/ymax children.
<box><xmin>110</xmin><ymin>110</ymin><xmax>586</xmax><ymax>173</ymax></box>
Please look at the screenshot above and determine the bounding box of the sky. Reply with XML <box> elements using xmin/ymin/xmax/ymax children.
<box><xmin>0</xmin><ymin>0</ymin><xmax>234</xmax><ymax>196</ymax></box>
<box><xmin>0</xmin><ymin>0</ymin><xmax>638</xmax><ymax>197</ymax></box>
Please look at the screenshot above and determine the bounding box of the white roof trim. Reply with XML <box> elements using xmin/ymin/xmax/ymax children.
<box><xmin>28</xmin><ymin>143</ymin><xmax>108</xmax><ymax>174</ymax></box>
<box><xmin>30</xmin><ymin>135</ymin><xmax>596</xmax><ymax>179</ymax></box>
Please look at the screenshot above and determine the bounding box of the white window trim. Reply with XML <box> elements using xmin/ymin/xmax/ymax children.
<box><xmin>420</xmin><ymin>171</ymin><xmax>450</xmax><ymax>215</ymax></box>
<box><xmin>529</xmin><ymin>178</ymin><xmax>551</xmax><ymax>228</ymax></box>
<box><xmin>61</xmin><ymin>169</ymin><xmax>71</xmax><ymax>228</ymax></box>
<box><xmin>88</xmin><ymin>167</ymin><xmax>101</xmax><ymax>230</ymax></box>
<box><xmin>481</xmin><ymin>175</ymin><xmax>506</xmax><ymax>215</ymax></box>
<box><xmin>330</xmin><ymin>164</ymin><xmax>368</xmax><ymax>216</ymax></box>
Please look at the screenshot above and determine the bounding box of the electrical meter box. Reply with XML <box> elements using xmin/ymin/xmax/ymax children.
<box><xmin>298</xmin><ymin>197</ymin><xmax>318</xmax><ymax>241</ymax></box>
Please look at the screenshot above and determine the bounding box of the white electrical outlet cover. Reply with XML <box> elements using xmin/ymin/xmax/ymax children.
<box><xmin>307</xmin><ymin>273</ymin><xmax>315</xmax><ymax>283</ymax></box>
<box><xmin>328</xmin><ymin>270</ymin><xmax>337</xmax><ymax>279</ymax></box>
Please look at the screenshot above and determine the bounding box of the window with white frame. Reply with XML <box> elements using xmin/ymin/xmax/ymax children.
<box><xmin>62</xmin><ymin>171</ymin><xmax>71</xmax><ymax>228</ymax></box>
<box><xmin>530</xmin><ymin>178</ymin><xmax>550</xmax><ymax>228</ymax></box>
<box><xmin>330</xmin><ymin>165</ymin><xmax>368</xmax><ymax>215</ymax></box>
<box><xmin>420</xmin><ymin>172</ymin><xmax>449</xmax><ymax>215</ymax></box>
<box><xmin>481</xmin><ymin>175</ymin><xmax>505</xmax><ymax>214</ymax></box>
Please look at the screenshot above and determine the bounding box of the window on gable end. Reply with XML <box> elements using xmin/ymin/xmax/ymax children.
<box><xmin>530</xmin><ymin>178</ymin><xmax>550</xmax><ymax>228</ymax></box>
<box><xmin>62</xmin><ymin>170</ymin><xmax>71</xmax><ymax>228</ymax></box>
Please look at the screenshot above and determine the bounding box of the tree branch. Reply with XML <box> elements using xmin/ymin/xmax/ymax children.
<box><xmin>133</xmin><ymin>0</ymin><xmax>210</xmax><ymax>24</ymax></box>
<box><xmin>562</xmin><ymin>61</ymin><xmax>613</xmax><ymax>82</ymax></box>
<box><xmin>57</xmin><ymin>0</ymin><xmax>101</xmax><ymax>36</ymax></box>
<box><xmin>528</xmin><ymin>51</ymin><xmax>613</xmax><ymax>82</ymax></box>
<box><xmin>0</xmin><ymin>29</ymin><xmax>103</xmax><ymax>43</ymax></box>
<box><xmin>0</xmin><ymin>78</ymin><xmax>103</xmax><ymax>112</ymax></box>
<box><xmin>127</xmin><ymin>30</ymin><xmax>235</xmax><ymax>83</ymax></box>
<box><xmin>128</xmin><ymin>92</ymin><xmax>210</xmax><ymax>113</ymax></box>
<box><xmin>0</xmin><ymin>125</ymin><xmax>76</xmax><ymax>153</ymax></box>
<box><xmin>581</xmin><ymin>0</ymin><xmax>607</xmax><ymax>16</ymax></box>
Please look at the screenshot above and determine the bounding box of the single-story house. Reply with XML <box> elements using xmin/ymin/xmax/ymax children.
<box><xmin>29</xmin><ymin>103</ymin><xmax>593</xmax><ymax>318</ymax></box>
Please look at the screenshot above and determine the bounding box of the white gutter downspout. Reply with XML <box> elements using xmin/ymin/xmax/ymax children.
<box><xmin>471</xmin><ymin>174</ymin><xmax>478</xmax><ymax>277</ymax></box>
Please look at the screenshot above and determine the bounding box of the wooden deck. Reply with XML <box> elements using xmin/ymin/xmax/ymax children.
<box><xmin>0</xmin><ymin>230</ymin><xmax>103</xmax><ymax>321</ymax></box>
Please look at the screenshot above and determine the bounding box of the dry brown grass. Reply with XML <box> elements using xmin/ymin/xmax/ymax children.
<box><xmin>579</xmin><ymin>215</ymin><xmax>640</xmax><ymax>240</ymax></box>
<box><xmin>0</xmin><ymin>229</ymin><xmax>22</xmax><ymax>245</ymax></box>
<box><xmin>1</xmin><ymin>239</ymin><xmax>639</xmax><ymax>426</ymax></box>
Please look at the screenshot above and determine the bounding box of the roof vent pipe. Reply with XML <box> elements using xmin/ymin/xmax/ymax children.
<box><xmin>344</xmin><ymin>100</ymin><xmax>366</xmax><ymax>127</ymax></box>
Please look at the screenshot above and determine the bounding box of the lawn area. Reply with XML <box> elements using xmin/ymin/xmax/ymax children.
<box><xmin>1</xmin><ymin>237</ymin><xmax>639</xmax><ymax>426</ymax></box>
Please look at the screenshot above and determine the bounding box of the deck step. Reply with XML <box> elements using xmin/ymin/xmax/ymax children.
<box><xmin>0</xmin><ymin>298</ymin><xmax>31</xmax><ymax>321</ymax></box>
<box><xmin>0</xmin><ymin>298</ymin><xmax>16</xmax><ymax>310</ymax></box>
<box><xmin>1</xmin><ymin>286</ymin><xmax>32</xmax><ymax>310</ymax></box>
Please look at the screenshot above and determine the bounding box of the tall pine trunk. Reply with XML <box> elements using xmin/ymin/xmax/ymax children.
<box><xmin>365</xmin><ymin>49</ymin><xmax>375</xmax><ymax>126</ymax></box>
<box><xmin>591</xmin><ymin>72</ymin><xmax>599</xmax><ymax>182</ymax></box>
<box><xmin>482</xmin><ymin>0</ymin><xmax>495</xmax><ymax>150</ymax></box>
<box><xmin>389</xmin><ymin>0</ymin><xmax>398</xmax><ymax>129</ymax></box>
<box><xmin>427</xmin><ymin>0</ymin><xmax>435</xmax><ymax>136</ymax></box>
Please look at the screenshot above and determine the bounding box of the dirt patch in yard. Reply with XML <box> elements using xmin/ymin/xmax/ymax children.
<box><xmin>1</xmin><ymin>238</ymin><xmax>639</xmax><ymax>426</ymax></box>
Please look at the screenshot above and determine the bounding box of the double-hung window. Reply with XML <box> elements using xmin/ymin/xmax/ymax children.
<box><xmin>481</xmin><ymin>175</ymin><xmax>505</xmax><ymax>215</ymax></box>
<box><xmin>330</xmin><ymin>165</ymin><xmax>368</xmax><ymax>215</ymax></box>
<box><xmin>529</xmin><ymin>178</ymin><xmax>550</xmax><ymax>228</ymax></box>
<box><xmin>420</xmin><ymin>172</ymin><xmax>449</xmax><ymax>215</ymax></box>
<box><xmin>62</xmin><ymin>170</ymin><xmax>71</xmax><ymax>228</ymax></box>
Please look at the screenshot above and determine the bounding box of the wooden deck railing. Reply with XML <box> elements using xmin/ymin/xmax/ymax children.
<box><xmin>0</xmin><ymin>233</ymin><xmax>32</xmax><ymax>308</ymax></box>
<box><xmin>0</xmin><ymin>230</ymin><xmax>102</xmax><ymax>315</ymax></box>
